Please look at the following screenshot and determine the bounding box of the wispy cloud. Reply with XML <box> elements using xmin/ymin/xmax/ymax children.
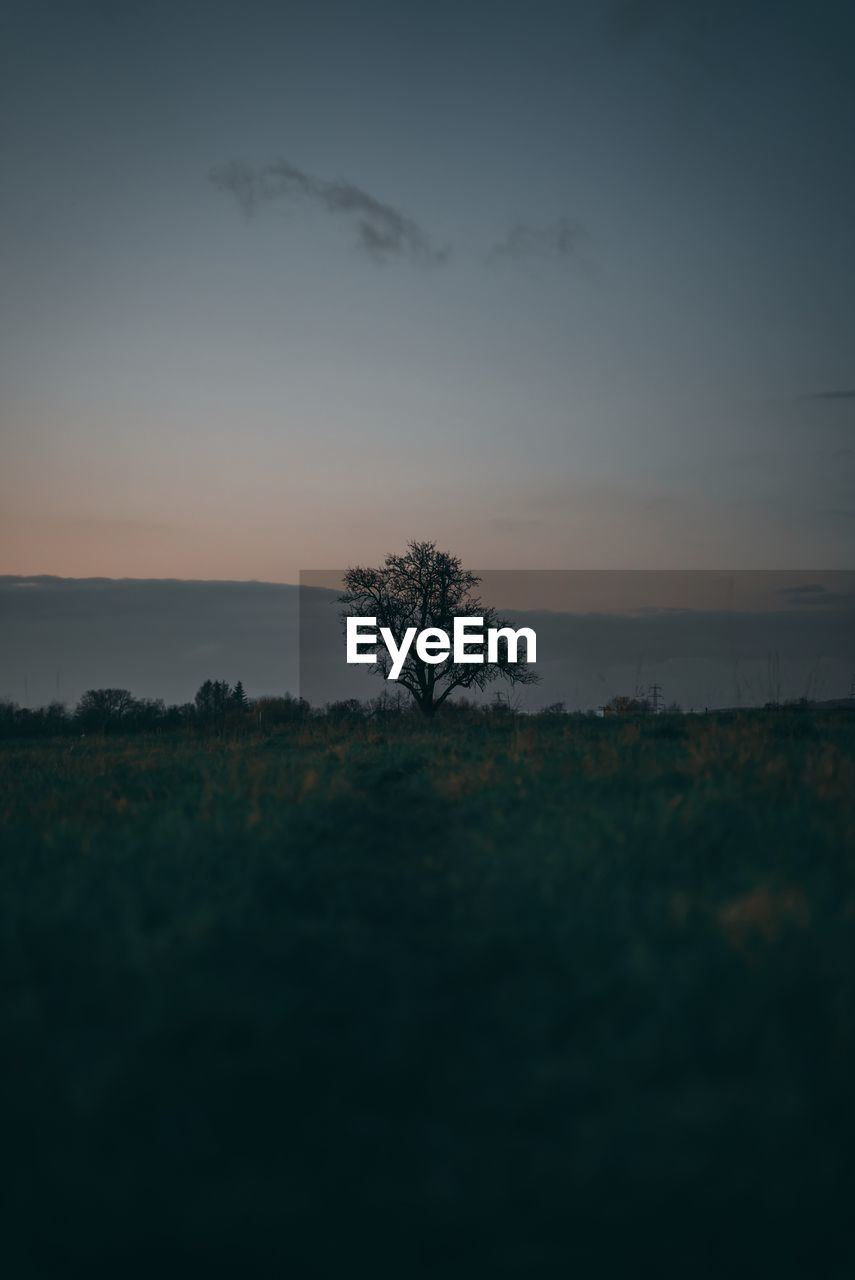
<box><xmin>775</xmin><ymin>584</ymin><xmax>847</xmax><ymax>607</ymax></box>
<box><xmin>800</xmin><ymin>389</ymin><xmax>855</xmax><ymax>402</ymax></box>
<box><xmin>210</xmin><ymin>159</ymin><xmax>449</xmax><ymax>266</ymax></box>
<box><xmin>487</xmin><ymin>219</ymin><xmax>585</xmax><ymax>265</ymax></box>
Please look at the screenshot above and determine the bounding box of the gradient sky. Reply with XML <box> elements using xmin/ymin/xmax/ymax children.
<box><xmin>2</xmin><ymin>0</ymin><xmax>854</xmax><ymax>580</ymax></box>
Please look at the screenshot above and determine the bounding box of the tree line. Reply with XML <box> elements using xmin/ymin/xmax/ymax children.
<box><xmin>0</xmin><ymin>681</ymin><xmax>659</xmax><ymax>740</ymax></box>
<box><xmin>0</xmin><ymin>680</ymin><xmax>307</xmax><ymax>739</ymax></box>
<box><xmin>0</xmin><ymin>684</ymin><xmax>830</xmax><ymax>740</ymax></box>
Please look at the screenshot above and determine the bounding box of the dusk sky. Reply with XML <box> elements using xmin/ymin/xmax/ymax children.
<box><xmin>2</xmin><ymin>0</ymin><xmax>854</xmax><ymax>580</ymax></box>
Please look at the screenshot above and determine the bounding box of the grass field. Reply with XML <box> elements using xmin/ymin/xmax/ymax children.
<box><xmin>2</xmin><ymin>708</ymin><xmax>855</xmax><ymax>1276</ymax></box>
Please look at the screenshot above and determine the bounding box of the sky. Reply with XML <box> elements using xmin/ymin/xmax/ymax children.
<box><xmin>2</xmin><ymin>0</ymin><xmax>854</xmax><ymax>580</ymax></box>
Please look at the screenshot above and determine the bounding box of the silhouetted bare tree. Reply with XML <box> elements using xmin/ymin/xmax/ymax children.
<box><xmin>340</xmin><ymin>540</ymin><xmax>539</xmax><ymax>717</ymax></box>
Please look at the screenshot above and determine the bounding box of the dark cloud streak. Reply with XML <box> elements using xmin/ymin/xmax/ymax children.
<box><xmin>487</xmin><ymin>219</ymin><xmax>585</xmax><ymax>264</ymax></box>
<box><xmin>210</xmin><ymin>159</ymin><xmax>449</xmax><ymax>266</ymax></box>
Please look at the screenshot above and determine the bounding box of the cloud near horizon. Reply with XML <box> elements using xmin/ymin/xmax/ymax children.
<box><xmin>210</xmin><ymin>159</ymin><xmax>449</xmax><ymax>265</ymax></box>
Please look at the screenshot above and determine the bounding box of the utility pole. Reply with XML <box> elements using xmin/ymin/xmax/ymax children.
<box><xmin>648</xmin><ymin>682</ymin><xmax>663</xmax><ymax>714</ymax></box>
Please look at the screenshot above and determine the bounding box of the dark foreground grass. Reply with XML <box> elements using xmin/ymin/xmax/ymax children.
<box><xmin>2</xmin><ymin>709</ymin><xmax>855</xmax><ymax>1277</ymax></box>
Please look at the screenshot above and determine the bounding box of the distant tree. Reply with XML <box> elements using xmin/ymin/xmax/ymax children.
<box><xmin>231</xmin><ymin>680</ymin><xmax>249</xmax><ymax>710</ymax></box>
<box><xmin>0</xmin><ymin>700</ymin><xmax>19</xmax><ymax>737</ymax></box>
<box><xmin>0</xmin><ymin>699</ymin><xmax>73</xmax><ymax>738</ymax></box>
<box><xmin>42</xmin><ymin>701</ymin><xmax>71</xmax><ymax>732</ymax></box>
<box><xmin>75</xmin><ymin>688</ymin><xmax>136</xmax><ymax>733</ymax></box>
<box><xmin>195</xmin><ymin>679</ymin><xmax>231</xmax><ymax>718</ymax></box>
<box><xmin>193</xmin><ymin>679</ymin><xmax>234</xmax><ymax>733</ymax></box>
<box><xmin>159</xmin><ymin>702</ymin><xmax>196</xmax><ymax>729</ymax></box>
<box><xmin>128</xmin><ymin>698</ymin><xmax>166</xmax><ymax>731</ymax></box>
<box><xmin>340</xmin><ymin>540</ymin><xmax>539</xmax><ymax>717</ymax></box>
<box><xmin>603</xmin><ymin>694</ymin><xmax>651</xmax><ymax>718</ymax></box>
